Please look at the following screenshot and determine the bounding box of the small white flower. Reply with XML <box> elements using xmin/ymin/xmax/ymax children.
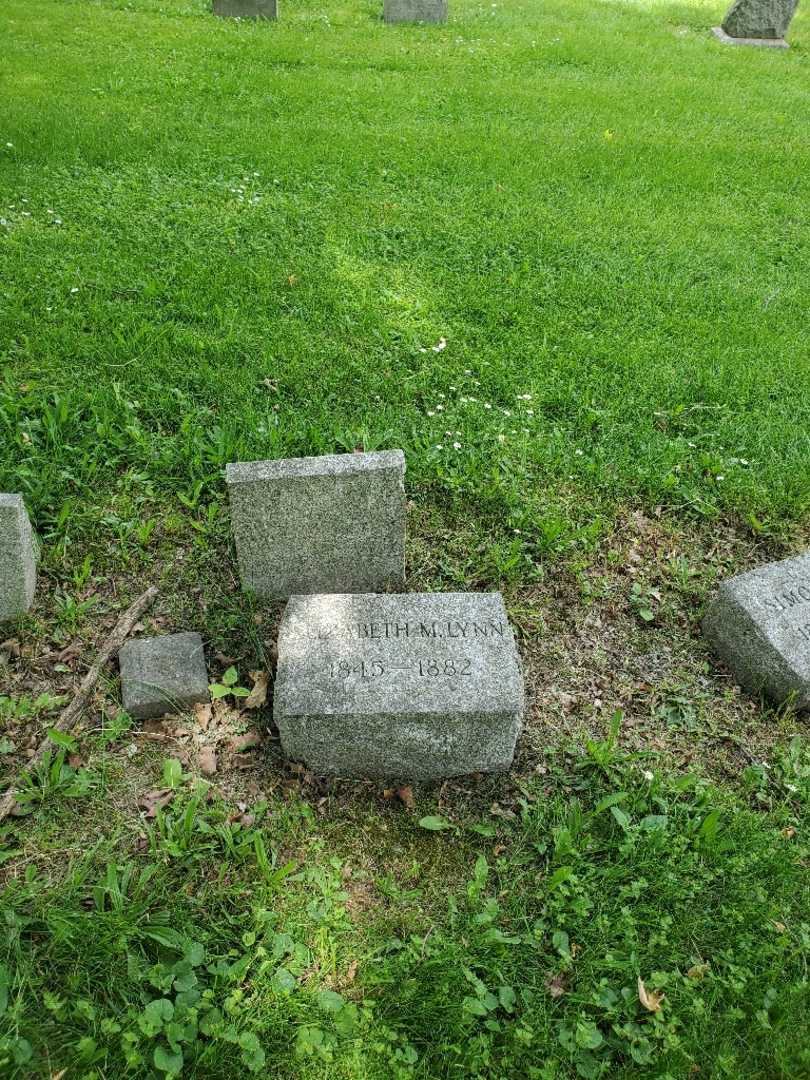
<box><xmin>435</xmin><ymin>444</ymin><xmax>444</xmax><ymax>450</ymax></box>
<box><xmin>5</xmin><ymin>142</ymin><xmax>12</xmax><ymax>148</ymax></box>
<box><xmin>643</xmin><ymin>769</ymin><xmax>654</xmax><ymax>781</ymax></box>
<box><xmin>436</xmin><ymin>404</ymin><xmax>444</xmax><ymax>411</ymax></box>
<box><xmin>527</xmin><ymin>409</ymin><xmax>534</xmax><ymax>416</ymax></box>
<box><xmin>427</xmin><ymin>410</ymin><xmax>435</xmax><ymax>417</ymax></box>
<box><xmin>70</xmin><ymin>287</ymin><xmax>79</xmax><ymax>293</ymax></box>
<box><xmin>513</xmin><ymin>528</ymin><xmax>521</xmax><ymax>534</ymax></box>
<box><xmin>716</xmin><ymin>475</ymin><xmax>725</xmax><ymax>481</ymax></box>
<box><xmin>432</xmin><ymin>337</ymin><xmax>447</xmax><ymax>352</ymax></box>
<box><xmin>453</xmin><ymin>441</ymin><xmax>462</xmax><ymax>450</ymax></box>
<box><xmin>740</xmin><ymin>458</ymin><xmax>749</xmax><ymax>466</ymax></box>
<box><xmin>484</xmin><ymin>402</ymin><xmax>492</xmax><ymax>410</ymax></box>
<box><xmin>575</xmin><ymin>449</ymin><xmax>584</xmax><ymax>457</ymax></box>
<box><xmin>503</xmin><ymin>409</ymin><xmax>512</xmax><ymax>417</ymax></box>
<box><xmin>464</xmin><ymin>369</ymin><xmax>472</xmax><ymax>375</ymax></box>
<box><xmin>497</xmin><ymin>434</ymin><xmax>506</xmax><ymax>443</ymax></box>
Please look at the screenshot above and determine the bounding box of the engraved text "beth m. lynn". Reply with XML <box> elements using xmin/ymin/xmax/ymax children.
<box><xmin>352</xmin><ymin>620</ymin><xmax>506</xmax><ymax>640</ymax></box>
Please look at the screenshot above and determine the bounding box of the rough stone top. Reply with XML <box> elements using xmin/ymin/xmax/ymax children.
<box><xmin>717</xmin><ymin>551</ymin><xmax>810</xmax><ymax>617</ymax></box>
<box><xmin>275</xmin><ymin>591</ymin><xmax>523</xmax><ymax>719</ymax></box>
<box><xmin>226</xmin><ymin>450</ymin><xmax>405</xmax><ymax>486</ymax></box>
<box><xmin>0</xmin><ymin>493</ymin><xmax>25</xmax><ymax>512</ymax></box>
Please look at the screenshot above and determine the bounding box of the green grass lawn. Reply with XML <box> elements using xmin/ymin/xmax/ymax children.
<box><xmin>2</xmin><ymin>0</ymin><xmax>810</xmax><ymax>1075</ymax></box>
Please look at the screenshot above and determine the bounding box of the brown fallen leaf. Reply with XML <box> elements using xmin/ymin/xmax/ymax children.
<box><xmin>397</xmin><ymin>786</ymin><xmax>415</xmax><ymax>811</ymax></box>
<box><xmin>198</xmin><ymin>747</ymin><xmax>217</xmax><ymax>777</ymax></box>
<box><xmin>244</xmin><ymin>671</ymin><xmax>268</xmax><ymax>710</ymax></box>
<box><xmin>138</xmin><ymin>788</ymin><xmax>175</xmax><ymax>819</ymax></box>
<box><xmin>344</xmin><ymin>959</ymin><xmax>358</xmax><ymax>985</ymax></box>
<box><xmin>1</xmin><ymin>638</ymin><xmax>21</xmax><ymax>658</ymax></box>
<box><xmin>781</xmin><ymin>826</ymin><xmax>796</xmax><ymax>839</ymax></box>
<box><xmin>638</xmin><ymin>976</ymin><xmax>665</xmax><ymax>1012</ymax></box>
<box><xmin>57</xmin><ymin>640</ymin><xmax>82</xmax><ymax>664</ymax></box>
<box><xmin>382</xmin><ymin>788</ymin><xmax>395</xmax><ymax>800</ymax></box>
<box><xmin>194</xmin><ymin>702</ymin><xmax>213</xmax><ymax>731</ymax></box>
<box><xmin>686</xmin><ymin>963</ymin><xmax>710</xmax><ymax>981</ymax></box>
<box><xmin>545</xmin><ymin>972</ymin><xmax>567</xmax><ymax>998</ymax></box>
<box><xmin>493</xmin><ymin>844</ymin><xmax>507</xmax><ymax>857</ymax></box>
<box><xmin>67</xmin><ymin>754</ymin><xmax>83</xmax><ymax>769</ymax></box>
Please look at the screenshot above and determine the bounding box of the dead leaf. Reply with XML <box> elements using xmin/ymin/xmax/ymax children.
<box><xmin>198</xmin><ymin>747</ymin><xmax>217</xmax><ymax>776</ymax></box>
<box><xmin>56</xmin><ymin>640</ymin><xmax>82</xmax><ymax>664</ymax></box>
<box><xmin>344</xmin><ymin>960</ymin><xmax>358</xmax><ymax>985</ymax></box>
<box><xmin>545</xmin><ymin>972</ymin><xmax>567</xmax><ymax>998</ymax></box>
<box><xmin>781</xmin><ymin>826</ymin><xmax>796</xmax><ymax>839</ymax></box>
<box><xmin>194</xmin><ymin>702</ymin><xmax>212</xmax><ymax>730</ymax></box>
<box><xmin>138</xmin><ymin>788</ymin><xmax>175</xmax><ymax>819</ymax></box>
<box><xmin>773</xmin><ymin>921</ymin><xmax>787</xmax><ymax>933</ymax></box>
<box><xmin>382</xmin><ymin>788</ymin><xmax>395</xmax><ymax>800</ymax></box>
<box><xmin>493</xmin><ymin>844</ymin><xmax>507</xmax><ymax>856</ymax></box>
<box><xmin>228</xmin><ymin>730</ymin><xmax>262</xmax><ymax>752</ymax></box>
<box><xmin>397</xmin><ymin>785</ymin><xmax>415</xmax><ymax>811</ymax></box>
<box><xmin>51</xmin><ymin>1070</ymin><xmax>67</xmax><ymax>1080</ymax></box>
<box><xmin>243</xmin><ymin>671</ymin><xmax>268</xmax><ymax>711</ymax></box>
<box><xmin>1</xmin><ymin>638</ymin><xmax>21</xmax><ymax>657</ymax></box>
<box><xmin>637</xmin><ymin>976</ymin><xmax>665</xmax><ymax>1012</ymax></box>
<box><xmin>686</xmin><ymin>963</ymin><xmax>710</xmax><ymax>981</ymax></box>
<box><xmin>67</xmin><ymin>754</ymin><xmax>83</xmax><ymax>769</ymax></box>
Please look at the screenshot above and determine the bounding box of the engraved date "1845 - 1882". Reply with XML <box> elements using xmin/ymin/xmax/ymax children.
<box><xmin>328</xmin><ymin>657</ymin><xmax>473</xmax><ymax>679</ymax></box>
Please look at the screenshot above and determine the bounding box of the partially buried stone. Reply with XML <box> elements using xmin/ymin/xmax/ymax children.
<box><xmin>213</xmin><ymin>0</ymin><xmax>277</xmax><ymax>17</ymax></box>
<box><xmin>226</xmin><ymin>451</ymin><xmax>406</xmax><ymax>601</ymax></box>
<box><xmin>384</xmin><ymin>0</ymin><xmax>447</xmax><ymax>20</ymax></box>
<box><xmin>119</xmin><ymin>632</ymin><xmax>210</xmax><ymax>720</ymax></box>
<box><xmin>715</xmin><ymin>0</ymin><xmax>798</xmax><ymax>43</ymax></box>
<box><xmin>274</xmin><ymin>592</ymin><xmax>524</xmax><ymax>780</ymax></box>
<box><xmin>702</xmin><ymin>551</ymin><xmax>810</xmax><ymax>708</ymax></box>
<box><xmin>0</xmin><ymin>494</ymin><xmax>37</xmax><ymax>624</ymax></box>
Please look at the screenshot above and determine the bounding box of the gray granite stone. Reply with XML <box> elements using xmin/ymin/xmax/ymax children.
<box><xmin>720</xmin><ymin>0</ymin><xmax>797</xmax><ymax>38</ymax></box>
<box><xmin>0</xmin><ymin>494</ymin><xmax>37</xmax><ymax>624</ymax></box>
<box><xmin>702</xmin><ymin>552</ymin><xmax>810</xmax><ymax>708</ymax></box>
<box><xmin>213</xmin><ymin>0</ymin><xmax>277</xmax><ymax>18</ymax></box>
<box><xmin>274</xmin><ymin>592</ymin><xmax>524</xmax><ymax>779</ymax></box>
<box><xmin>712</xmin><ymin>24</ymin><xmax>789</xmax><ymax>45</ymax></box>
<box><xmin>119</xmin><ymin>632</ymin><xmax>210</xmax><ymax>720</ymax></box>
<box><xmin>384</xmin><ymin>0</ymin><xmax>447</xmax><ymax>21</ymax></box>
<box><xmin>226</xmin><ymin>451</ymin><xmax>406</xmax><ymax>600</ymax></box>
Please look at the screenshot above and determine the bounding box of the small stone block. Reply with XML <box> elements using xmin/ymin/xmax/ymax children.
<box><xmin>0</xmin><ymin>494</ymin><xmax>37</xmax><ymax>624</ymax></box>
<box><xmin>213</xmin><ymin>0</ymin><xmax>277</xmax><ymax>17</ymax></box>
<box><xmin>702</xmin><ymin>552</ymin><xmax>810</xmax><ymax>707</ymax></box>
<box><xmin>226</xmin><ymin>451</ymin><xmax>406</xmax><ymax>600</ymax></box>
<box><xmin>384</xmin><ymin>0</ymin><xmax>447</xmax><ymax>21</ymax></box>
<box><xmin>274</xmin><ymin>592</ymin><xmax>524</xmax><ymax>780</ymax></box>
<box><xmin>119</xmin><ymin>632</ymin><xmax>210</xmax><ymax>720</ymax></box>
<box><xmin>712</xmin><ymin>25</ymin><xmax>789</xmax><ymax>46</ymax></box>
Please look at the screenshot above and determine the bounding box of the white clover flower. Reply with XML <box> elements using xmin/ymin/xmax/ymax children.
<box><xmin>453</xmin><ymin>441</ymin><xmax>462</xmax><ymax>450</ymax></box>
<box><xmin>427</xmin><ymin>410</ymin><xmax>435</xmax><ymax>417</ymax></box>
<box><xmin>435</xmin><ymin>444</ymin><xmax>444</xmax><ymax>450</ymax></box>
<box><xmin>484</xmin><ymin>403</ymin><xmax>492</xmax><ymax>410</ymax></box>
<box><xmin>575</xmin><ymin>449</ymin><xmax>584</xmax><ymax>457</ymax></box>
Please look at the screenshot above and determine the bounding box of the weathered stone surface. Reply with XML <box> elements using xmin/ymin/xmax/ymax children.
<box><xmin>119</xmin><ymin>632</ymin><xmax>210</xmax><ymax>720</ymax></box>
<box><xmin>213</xmin><ymin>0</ymin><xmax>277</xmax><ymax>18</ymax></box>
<box><xmin>719</xmin><ymin>0</ymin><xmax>797</xmax><ymax>38</ymax></box>
<box><xmin>0</xmin><ymin>494</ymin><xmax>37</xmax><ymax>624</ymax></box>
<box><xmin>702</xmin><ymin>552</ymin><xmax>810</xmax><ymax>708</ymax></box>
<box><xmin>274</xmin><ymin>592</ymin><xmax>524</xmax><ymax>779</ymax></box>
<box><xmin>226</xmin><ymin>451</ymin><xmax>406</xmax><ymax>600</ymax></box>
<box><xmin>712</xmin><ymin>24</ymin><xmax>790</xmax><ymax>46</ymax></box>
<box><xmin>384</xmin><ymin>0</ymin><xmax>447</xmax><ymax>21</ymax></box>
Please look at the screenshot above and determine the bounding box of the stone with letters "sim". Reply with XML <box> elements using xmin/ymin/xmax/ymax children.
<box><xmin>274</xmin><ymin>592</ymin><xmax>524</xmax><ymax>779</ymax></box>
<box><xmin>702</xmin><ymin>551</ymin><xmax>810</xmax><ymax>708</ymax></box>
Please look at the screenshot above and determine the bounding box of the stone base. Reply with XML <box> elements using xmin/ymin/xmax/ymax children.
<box><xmin>384</xmin><ymin>0</ymin><xmax>447</xmax><ymax>22</ymax></box>
<box><xmin>712</xmin><ymin>25</ymin><xmax>789</xmax><ymax>47</ymax></box>
<box><xmin>213</xmin><ymin>0</ymin><xmax>277</xmax><ymax>19</ymax></box>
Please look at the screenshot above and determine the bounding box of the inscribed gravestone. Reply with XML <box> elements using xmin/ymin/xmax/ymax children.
<box><xmin>213</xmin><ymin>0</ymin><xmax>277</xmax><ymax>18</ymax></box>
<box><xmin>226</xmin><ymin>451</ymin><xmax>406</xmax><ymax>600</ymax></box>
<box><xmin>702</xmin><ymin>552</ymin><xmax>810</xmax><ymax>707</ymax></box>
<box><xmin>119</xmin><ymin>632</ymin><xmax>210</xmax><ymax>720</ymax></box>
<box><xmin>384</xmin><ymin>0</ymin><xmax>447</xmax><ymax>21</ymax></box>
<box><xmin>0</xmin><ymin>494</ymin><xmax>36</xmax><ymax>623</ymax></box>
<box><xmin>274</xmin><ymin>592</ymin><xmax>524</xmax><ymax>779</ymax></box>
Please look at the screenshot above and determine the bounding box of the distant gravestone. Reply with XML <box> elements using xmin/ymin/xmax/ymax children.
<box><xmin>119</xmin><ymin>632</ymin><xmax>210</xmax><ymax>720</ymax></box>
<box><xmin>226</xmin><ymin>451</ymin><xmax>406</xmax><ymax>601</ymax></box>
<box><xmin>274</xmin><ymin>592</ymin><xmax>524</xmax><ymax>779</ymax></box>
<box><xmin>0</xmin><ymin>494</ymin><xmax>36</xmax><ymax>624</ymax></box>
<box><xmin>384</xmin><ymin>0</ymin><xmax>447</xmax><ymax>22</ymax></box>
<box><xmin>212</xmin><ymin>0</ymin><xmax>277</xmax><ymax>18</ymax></box>
<box><xmin>713</xmin><ymin>0</ymin><xmax>798</xmax><ymax>46</ymax></box>
<box><xmin>702</xmin><ymin>552</ymin><xmax>810</xmax><ymax>707</ymax></box>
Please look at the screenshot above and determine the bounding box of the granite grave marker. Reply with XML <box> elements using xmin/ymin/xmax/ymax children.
<box><xmin>702</xmin><ymin>551</ymin><xmax>810</xmax><ymax>707</ymax></box>
<box><xmin>384</xmin><ymin>0</ymin><xmax>447</xmax><ymax>21</ymax></box>
<box><xmin>0</xmin><ymin>494</ymin><xmax>37</xmax><ymax>624</ymax></box>
<box><xmin>213</xmin><ymin>0</ymin><xmax>277</xmax><ymax>19</ymax></box>
<box><xmin>119</xmin><ymin>632</ymin><xmax>210</xmax><ymax>720</ymax></box>
<box><xmin>713</xmin><ymin>0</ymin><xmax>798</xmax><ymax>46</ymax></box>
<box><xmin>226</xmin><ymin>451</ymin><xmax>406</xmax><ymax>600</ymax></box>
<box><xmin>274</xmin><ymin>591</ymin><xmax>524</xmax><ymax>779</ymax></box>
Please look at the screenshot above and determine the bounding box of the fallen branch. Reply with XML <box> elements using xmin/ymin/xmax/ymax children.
<box><xmin>0</xmin><ymin>585</ymin><xmax>158</xmax><ymax>823</ymax></box>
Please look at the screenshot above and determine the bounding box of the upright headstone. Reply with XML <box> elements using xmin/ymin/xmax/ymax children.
<box><xmin>0</xmin><ymin>494</ymin><xmax>36</xmax><ymax>623</ymax></box>
<box><xmin>213</xmin><ymin>0</ymin><xmax>277</xmax><ymax>19</ymax></box>
<box><xmin>119</xmin><ymin>632</ymin><xmax>210</xmax><ymax>720</ymax></box>
<box><xmin>702</xmin><ymin>552</ymin><xmax>810</xmax><ymax>707</ymax></box>
<box><xmin>384</xmin><ymin>0</ymin><xmax>447</xmax><ymax>22</ymax></box>
<box><xmin>713</xmin><ymin>0</ymin><xmax>798</xmax><ymax>46</ymax></box>
<box><xmin>274</xmin><ymin>592</ymin><xmax>524</xmax><ymax>779</ymax></box>
<box><xmin>226</xmin><ymin>451</ymin><xmax>406</xmax><ymax>600</ymax></box>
